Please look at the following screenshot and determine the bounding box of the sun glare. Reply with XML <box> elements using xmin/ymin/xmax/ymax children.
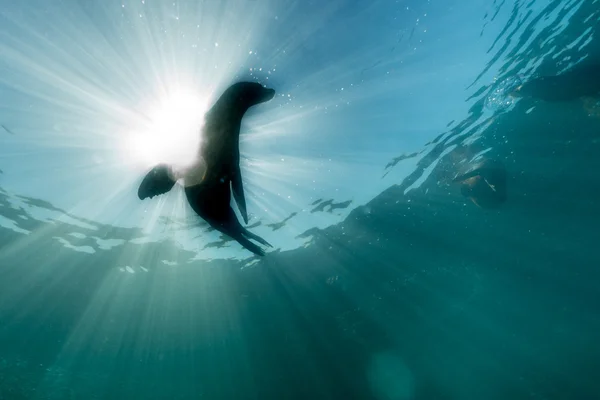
<box><xmin>124</xmin><ymin>89</ymin><xmax>209</xmax><ymax>170</ymax></box>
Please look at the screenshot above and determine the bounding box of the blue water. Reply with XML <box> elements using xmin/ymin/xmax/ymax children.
<box><xmin>1</xmin><ymin>0</ymin><xmax>599</xmax><ymax>398</ymax></box>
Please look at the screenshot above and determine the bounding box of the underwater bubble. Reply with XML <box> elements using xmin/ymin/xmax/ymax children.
<box><xmin>484</xmin><ymin>75</ymin><xmax>523</xmax><ymax>112</ymax></box>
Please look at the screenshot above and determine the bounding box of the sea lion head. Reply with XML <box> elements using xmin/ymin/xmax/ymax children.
<box><xmin>212</xmin><ymin>81</ymin><xmax>275</xmax><ymax>117</ymax></box>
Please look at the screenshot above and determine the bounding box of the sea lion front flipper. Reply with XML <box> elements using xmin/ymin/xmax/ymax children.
<box><xmin>137</xmin><ymin>164</ymin><xmax>177</xmax><ymax>200</ymax></box>
<box><xmin>241</xmin><ymin>227</ymin><xmax>273</xmax><ymax>248</ymax></box>
<box><xmin>452</xmin><ymin>169</ymin><xmax>483</xmax><ymax>183</ymax></box>
<box><xmin>469</xmin><ymin>197</ymin><xmax>482</xmax><ymax>208</ymax></box>
<box><xmin>231</xmin><ymin>165</ymin><xmax>249</xmax><ymax>224</ymax></box>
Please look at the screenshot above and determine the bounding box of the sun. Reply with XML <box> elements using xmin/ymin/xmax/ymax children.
<box><xmin>123</xmin><ymin>88</ymin><xmax>209</xmax><ymax>170</ymax></box>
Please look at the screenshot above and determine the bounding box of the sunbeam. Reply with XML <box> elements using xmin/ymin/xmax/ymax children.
<box><xmin>0</xmin><ymin>0</ymin><xmax>488</xmax><ymax>260</ymax></box>
<box><xmin>120</xmin><ymin>87</ymin><xmax>208</xmax><ymax>169</ymax></box>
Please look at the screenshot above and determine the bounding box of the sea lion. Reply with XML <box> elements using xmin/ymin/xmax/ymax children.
<box><xmin>453</xmin><ymin>158</ymin><xmax>507</xmax><ymax>209</ymax></box>
<box><xmin>137</xmin><ymin>81</ymin><xmax>276</xmax><ymax>256</ymax></box>
<box><xmin>511</xmin><ymin>63</ymin><xmax>600</xmax><ymax>102</ymax></box>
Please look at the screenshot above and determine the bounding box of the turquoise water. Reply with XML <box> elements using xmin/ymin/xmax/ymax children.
<box><xmin>1</xmin><ymin>0</ymin><xmax>599</xmax><ymax>398</ymax></box>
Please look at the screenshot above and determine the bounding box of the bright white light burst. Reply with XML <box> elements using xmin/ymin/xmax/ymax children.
<box><xmin>123</xmin><ymin>88</ymin><xmax>208</xmax><ymax>170</ymax></box>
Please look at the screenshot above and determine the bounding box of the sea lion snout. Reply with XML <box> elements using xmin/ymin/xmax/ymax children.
<box><xmin>230</xmin><ymin>82</ymin><xmax>276</xmax><ymax>107</ymax></box>
<box><xmin>261</xmin><ymin>88</ymin><xmax>276</xmax><ymax>102</ymax></box>
<box><xmin>247</xmin><ymin>85</ymin><xmax>275</xmax><ymax>105</ymax></box>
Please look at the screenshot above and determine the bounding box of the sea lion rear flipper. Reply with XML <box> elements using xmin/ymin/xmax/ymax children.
<box><xmin>234</xmin><ymin>235</ymin><xmax>266</xmax><ymax>256</ymax></box>
<box><xmin>231</xmin><ymin>166</ymin><xmax>249</xmax><ymax>224</ymax></box>
<box><xmin>241</xmin><ymin>227</ymin><xmax>273</xmax><ymax>248</ymax></box>
<box><xmin>137</xmin><ymin>164</ymin><xmax>177</xmax><ymax>200</ymax></box>
<box><xmin>214</xmin><ymin>210</ymin><xmax>269</xmax><ymax>256</ymax></box>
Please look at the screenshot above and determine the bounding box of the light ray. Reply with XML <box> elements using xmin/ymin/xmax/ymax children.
<box><xmin>0</xmin><ymin>0</ymin><xmax>469</xmax><ymax>260</ymax></box>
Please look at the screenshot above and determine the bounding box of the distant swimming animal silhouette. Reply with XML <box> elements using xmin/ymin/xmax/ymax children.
<box><xmin>1</xmin><ymin>124</ymin><xmax>15</xmax><ymax>135</ymax></box>
<box><xmin>138</xmin><ymin>81</ymin><xmax>275</xmax><ymax>256</ymax></box>
<box><xmin>512</xmin><ymin>63</ymin><xmax>600</xmax><ymax>102</ymax></box>
<box><xmin>453</xmin><ymin>158</ymin><xmax>507</xmax><ymax>209</ymax></box>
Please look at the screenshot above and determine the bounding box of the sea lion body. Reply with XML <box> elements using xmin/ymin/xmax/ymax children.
<box><xmin>513</xmin><ymin>63</ymin><xmax>600</xmax><ymax>102</ymax></box>
<box><xmin>138</xmin><ymin>81</ymin><xmax>275</xmax><ymax>256</ymax></box>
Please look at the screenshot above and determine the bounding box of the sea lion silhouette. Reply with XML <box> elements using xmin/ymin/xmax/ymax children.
<box><xmin>512</xmin><ymin>63</ymin><xmax>600</xmax><ymax>102</ymax></box>
<box><xmin>137</xmin><ymin>81</ymin><xmax>276</xmax><ymax>256</ymax></box>
<box><xmin>453</xmin><ymin>158</ymin><xmax>507</xmax><ymax>209</ymax></box>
